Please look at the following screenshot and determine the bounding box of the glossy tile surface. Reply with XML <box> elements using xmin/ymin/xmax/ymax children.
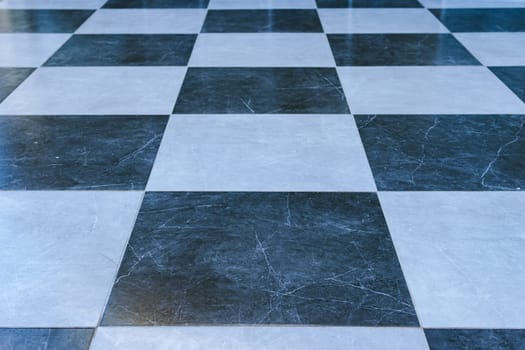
<box><xmin>425</xmin><ymin>329</ymin><xmax>525</xmax><ymax>350</ymax></box>
<box><xmin>0</xmin><ymin>9</ymin><xmax>94</xmax><ymax>32</ymax></box>
<box><xmin>209</xmin><ymin>0</ymin><xmax>316</xmax><ymax>9</ymax></box>
<box><xmin>430</xmin><ymin>8</ymin><xmax>525</xmax><ymax>32</ymax></box>
<box><xmin>0</xmin><ymin>67</ymin><xmax>33</xmax><ymax>102</ymax></box>
<box><xmin>455</xmin><ymin>33</ymin><xmax>525</xmax><ymax>66</ymax></box>
<box><xmin>102</xmin><ymin>0</ymin><xmax>210</xmax><ymax>8</ymax></box>
<box><xmin>0</xmin><ymin>329</ymin><xmax>94</xmax><ymax>350</ymax></box>
<box><xmin>421</xmin><ymin>0</ymin><xmax>525</xmax><ymax>8</ymax></box>
<box><xmin>316</xmin><ymin>0</ymin><xmax>423</xmax><ymax>8</ymax></box>
<box><xmin>0</xmin><ymin>0</ymin><xmax>105</xmax><ymax>9</ymax></box>
<box><xmin>0</xmin><ymin>34</ymin><xmax>70</xmax><ymax>67</ymax></box>
<box><xmin>490</xmin><ymin>67</ymin><xmax>525</xmax><ymax>103</ymax></box>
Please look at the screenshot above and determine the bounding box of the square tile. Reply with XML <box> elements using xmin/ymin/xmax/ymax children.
<box><xmin>318</xmin><ymin>9</ymin><xmax>447</xmax><ymax>33</ymax></box>
<box><xmin>0</xmin><ymin>67</ymin><xmax>33</xmax><ymax>102</ymax></box>
<box><xmin>430</xmin><ymin>9</ymin><xmax>525</xmax><ymax>32</ymax></box>
<box><xmin>328</xmin><ymin>34</ymin><xmax>479</xmax><ymax>66</ymax></box>
<box><xmin>0</xmin><ymin>191</ymin><xmax>142</xmax><ymax>327</ymax></box>
<box><xmin>491</xmin><ymin>67</ymin><xmax>525</xmax><ymax>103</ymax></box>
<box><xmin>0</xmin><ymin>0</ymin><xmax>105</xmax><ymax>9</ymax></box>
<box><xmin>356</xmin><ymin>114</ymin><xmax>525</xmax><ymax>191</ymax></box>
<box><xmin>0</xmin><ymin>67</ymin><xmax>186</xmax><ymax>115</ymax></box>
<box><xmin>0</xmin><ymin>10</ymin><xmax>94</xmax><ymax>33</ymax></box>
<box><xmin>76</xmin><ymin>9</ymin><xmax>207</xmax><ymax>34</ymax></box>
<box><xmin>424</xmin><ymin>329</ymin><xmax>525</xmax><ymax>350</ymax></box>
<box><xmin>455</xmin><ymin>34</ymin><xmax>525</xmax><ymax>67</ymax></box>
<box><xmin>45</xmin><ymin>34</ymin><xmax>197</xmax><ymax>66</ymax></box>
<box><xmin>103</xmin><ymin>0</ymin><xmax>209</xmax><ymax>8</ymax></box>
<box><xmin>101</xmin><ymin>192</ymin><xmax>418</xmax><ymax>326</ymax></box>
<box><xmin>0</xmin><ymin>115</ymin><xmax>168</xmax><ymax>190</ymax></box>
<box><xmin>316</xmin><ymin>0</ymin><xmax>423</xmax><ymax>8</ymax></box>
<box><xmin>0</xmin><ymin>329</ymin><xmax>94</xmax><ymax>350</ymax></box>
<box><xmin>337</xmin><ymin>67</ymin><xmax>525</xmax><ymax>114</ymax></box>
<box><xmin>189</xmin><ymin>34</ymin><xmax>335</xmax><ymax>67</ymax></box>
<box><xmin>380</xmin><ymin>192</ymin><xmax>525</xmax><ymax>328</ymax></box>
<box><xmin>421</xmin><ymin>0</ymin><xmax>525</xmax><ymax>8</ymax></box>
<box><xmin>202</xmin><ymin>10</ymin><xmax>323</xmax><ymax>32</ymax></box>
<box><xmin>0</xmin><ymin>34</ymin><xmax>70</xmax><ymax>67</ymax></box>
<box><xmin>209</xmin><ymin>0</ymin><xmax>316</xmax><ymax>9</ymax></box>
<box><xmin>147</xmin><ymin>115</ymin><xmax>376</xmax><ymax>191</ymax></box>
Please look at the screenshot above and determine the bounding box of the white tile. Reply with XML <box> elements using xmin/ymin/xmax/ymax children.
<box><xmin>455</xmin><ymin>33</ymin><xmax>525</xmax><ymax>67</ymax></box>
<box><xmin>0</xmin><ymin>67</ymin><xmax>186</xmax><ymax>115</ymax></box>
<box><xmin>90</xmin><ymin>327</ymin><xmax>429</xmax><ymax>350</ymax></box>
<box><xmin>0</xmin><ymin>34</ymin><xmax>70</xmax><ymax>67</ymax></box>
<box><xmin>76</xmin><ymin>9</ymin><xmax>206</xmax><ymax>34</ymax></box>
<box><xmin>0</xmin><ymin>0</ymin><xmax>105</xmax><ymax>9</ymax></box>
<box><xmin>209</xmin><ymin>0</ymin><xmax>316</xmax><ymax>9</ymax></box>
<box><xmin>420</xmin><ymin>0</ymin><xmax>525</xmax><ymax>8</ymax></box>
<box><xmin>147</xmin><ymin>115</ymin><xmax>376</xmax><ymax>191</ymax></box>
<box><xmin>319</xmin><ymin>9</ymin><xmax>448</xmax><ymax>33</ymax></box>
<box><xmin>0</xmin><ymin>191</ymin><xmax>142</xmax><ymax>327</ymax></box>
<box><xmin>338</xmin><ymin>66</ymin><xmax>525</xmax><ymax>114</ymax></box>
<box><xmin>189</xmin><ymin>34</ymin><xmax>335</xmax><ymax>67</ymax></box>
<box><xmin>380</xmin><ymin>192</ymin><xmax>525</xmax><ymax>328</ymax></box>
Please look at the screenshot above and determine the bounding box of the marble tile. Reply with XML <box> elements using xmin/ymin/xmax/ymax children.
<box><xmin>101</xmin><ymin>192</ymin><xmax>417</xmax><ymax>326</ymax></box>
<box><xmin>0</xmin><ymin>10</ymin><xmax>94</xmax><ymax>33</ymax></box>
<box><xmin>491</xmin><ymin>67</ymin><xmax>525</xmax><ymax>103</ymax></box>
<box><xmin>0</xmin><ymin>115</ymin><xmax>168</xmax><ymax>190</ymax></box>
<box><xmin>337</xmin><ymin>67</ymin><xmax>525</xmax><ymax>114</ymax></box>
<box><xmin>202</xmin><ymin>10</ymin><xmax>323</xmax><ymax>32</ymax></box>
<box><xmin>328</xmin><ymin>34</ymin><xmax>479</xmax><ymax>66</ymax></box>
<box><xmin>0</xmin><ymin>0</ymin><xmax>105</xmax><ymax>9</ymax></box>
<box><xmin>0</xmin><ymin>329</ymin><xmax>93</xmax><ymax>350</ymax></box>
<box><xmin>0</xmin><ymin>191</ymin><xmax>142</xmax><ymax>327</ymax></box>
<box><xmin>356</xmin><ymin>114</ymin><xmax>525</xmax><ymax>191</ymax></box>
<box><xmin>209</xmin><ymin>0</ymin><xmax>316</xmax><ymax>9</ymax></box>
<box><xmin>319</xmin><ymin>9</ymin><xmax>447</xmax><ymax>33</ymax></box>
<box><xmin>0</xmin><ymin>67</ymin><xmax>33</xmax><ymax>102</ymax></box>
<box><xmin>174</xmin><ymin>67</ymin><xmax>349</xmax><ymax>114</ymax></box>
<box><xmin>147</xmin><ymin>115</ymin><xmax>375</xmax><ymax>191</ymax></box>
<box><xmin>76</xmin><ymin>9</ymin><xmax>207</xmax><ymax>34</ymax></box>
<box><xmin>380</xmin><ymin>192</ymin><xmax>525</xmax><ymax>328</ymax></box>
<box><xmin>421</xmin><ymin>0</ymin><xmax>525</xmax><ymax>8</ymax></box>
<box><xmin>0</xmin><ymin>34</ymin><xmax>70</xmax><ymax>67</ymax></box>
<box><xmin>189</xmin><ymin>34</ymin><xmax>335</xmax><ymax>67</ymax></box>
<box><xmin>103</xmin><ymin>0</ymin><xmax>210</xmax><ymax>8</ymax></box>
<box><xmin>316</xmin><ymin>0</ymin><xmax>423</xmax><ymax>8</ymax></box>
<box><xmin>45</xmin><ymin>34</ymin><xmax>196</xmax><ymax>66</ymax></box>
<box><xmin>455</xmin><ymin>34</ymin><xmax>525</xmax><ymax>66</ymax></box>
<box><xmin>91</xmin><ymin>327</ymin><xmax>429</xmax><ymax>350</ymax></box>
<box><xmin>425</xmin><ymin>329</ymin><xmax>525</xmax><ymax>350</ymax></box>
<box><xmin>0</xmin><ymin>67</ymin><xmax>186</xmax><ymax>115</ymax></box>
<box><xmin>430</xmin><ymin>9</ymin><xmax>525</xmax><ymax>32</ymax></box>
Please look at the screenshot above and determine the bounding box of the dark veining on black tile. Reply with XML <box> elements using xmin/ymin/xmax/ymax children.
<box><xmin>102</xmin><ymin>192</ymin><xmax>418</xmax><ymax>326</ymax></box>
<box><xmin>328</xmin><ymin>34</ymin><xmax>480</xmax><ymax>66</ymax></box>
<box><xmin>431</xmin><ymin>9</ymin><xmax>525</xmax><ymax>32</ymax></box>
<box><xmin>0</xmin><ymin>10</ymin><xmax>94</xmax><ymax>33</ymax></box>
<box><xmin>45</xmin><ymin>35</ymin><xmax>197</xmax><ymax>66</ymax></box>
<box><xmin>316</xmin><ymin>0</ymin><xmax>422</xmax><ymax>8</ymax></box>
<box><xmin>0</xmin><ymin>68</ymin><xmax>34</xmax><ymax>103</ymax></box>
<box><xmin>490</xmin><ymin>67</ymin><xmax>525</xmax><ymax>104</ymax></box>
<box><xmin>425</xmin><ymin>329</ymin><xmax>525</xmax><ymax>350</ymax></box>
<box><xmin>0</xmin><ymin>115</ymin><xmax>168</xmax><ymax>190</ymax></box>
<box><xmin>202</xmin><ymin>10</ymin><xmax>323</xmax><ymax>33</ymax></box>
<box><xmin>103</xmin><ymin>0</ymin><xmax>209</xmax><ymax>8</ymax></box>
<box><xmin>0</xmin><ymin>329</ymin><xmax>94</xmax><ymax>350</ymax></box>
<box><xmin>174</xmin><ymin>68</ymin><xmax>349</xmax><ymax>114</ymax></box>
<box><xmin>356</xmin><ymin>114</ymin><xmax>525</xmax><ymax>191</ymax></box>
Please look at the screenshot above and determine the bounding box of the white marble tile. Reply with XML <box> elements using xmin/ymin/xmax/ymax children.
<box><xmin>420</xmin><ymin>0</ymin><xmax>525</xmax><ymax>8</ymax></box>
<box><xmin>147</xmin><ymin>115</ymin><xmax>376</xmax><ymax>191</ymax></box>
<box><xmin>0</xmin><ymin>0</ymin><xmax>105</xmax><ymax>9</ymax></box>
<box><xmin>338</xmin><ymin>66</ymin><xmax>525</xmax><ymax>114</ymax></box>
<box><xmin>319</xmin><ymin>9</ymin><xmax>448</xmax><ymax>33</ymax></box>
<box><xmin>90</xmin><ymin>327</ymin><xmax>429</xmax><ymax>350</ymax></box>
<box><xmin>380</xmin><ymin>192</ymin><xmax>525</xmax><ymax>328</ymax></box>
<box><xmin>209</xmin><ymin>0</ymin><xmax>316</xmax><ymax>9</ymax></box>
<box><xmin>189</xmin><ymin>34</ymin><xmax>335</xmax><ymax>67</ymax></box>
<box><xmin>455</xmin><ymin>33</ymin><xmax>525</xmax><ymax>67</ymax></box>
<box><xmin>0</xmin><ymin>191</ymin><xmax>142</xmax><ymax>327</ymax></box>
<box><xmin>76</xmin><ymin>9</ymin><xmax>206</xmax><ymax>34</ymax></box>
<box><xmin>0</xmin><ymin>34</ymin><xmax>70</xmax><ymax>67</ymax></box>
<box><xmin>0</xmin><ymin>67</ymin><xmax>186</xmax><ymax>115</ymax></box>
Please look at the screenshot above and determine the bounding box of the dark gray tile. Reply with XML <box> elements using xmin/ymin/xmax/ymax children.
<box><xmin>103</xmin><ymin>0</ymin><xmax>209</xmax><ymax>8</ymax></box>
<box><xmin>356</xmin><ymin>114</ymin><xmax>525</xmax><ymax>191</ymax></box>
<box><xmin>0</xmin><ymin>68</ymin><xmax>33</xmax><ymax>103</ymax></box>
<box><xmin>328</xmin><ymin>34</ymin><xmax>480</xmax><ymax>66</ymax></box>
<box><xmin>0</xmin><ymin>10</ymin><xmax>94</xmax><ymax>33</ymax></box>
<box><xmin>0</xmin><ymin>329</ymin><xmax>93</xmax><ymax>350</ymax></box>
<box><xmin>202</xmin><ymin>10</ymin><xmax>323</xmax><ymax>33</ymax></box>
<box><xmin>431</xmin><ymin>9</ymin><xmax>525</xmax><ymax>32</ymax></box>
<box><xmin>316</xmin><ymin>0</ymin><xmax>422</xmax><ymax>8</ymax></box>
<box><xmin>101</xmin><ymin>192</ymin><xmax>418</xmax><ymax>326</ymax></box>
<box><xmin>0</xmin><ymin>115</ymin><xmax>168</xmax><ymax>190</ymax></box>
<box><xmin>173</xmin><ymin>68</ymin><xmax>349</xmax><ymax>114</ymax></box>
<box><xmin>425</xmin><ymin>329</ymin><xmax>525</xmax><ymax>350</ymax></box>
<box><xmin>45</xmin><ymin>35</ymin><xmax>197</xmax><ymax>66</ymax></box>
<box><xmin>491</xmin><ymin>67</ymin><xmax>525</xmax><ymax>103</ymax></box>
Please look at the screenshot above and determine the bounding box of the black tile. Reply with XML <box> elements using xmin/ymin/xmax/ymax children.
<box><xmin>0</xmin><ymin>329</ymin><xmax>93</xmax><ymax>350</ymax></box>
<box><xmin>0</xmin><ymin>68</ymin><xmax>33</xmax><ymax>103</ymax></box>
<box><xmin>102</xmin><ymin>192</ymin><xmax>418</xmax><ymax>326</ymax></box>
<box><xmin>174</xmin><ymin>68</ymin><xmax>349</xmax><ymax>114</ymax></box>
<box><xmin>0</xmin><ymin>115</ymin><xmax>168</xmax><ymax>190</ymax></box>
<box><xmin>103</xmin><ymin>0</ymin><xmax>209</xmax><ymax>8</ymax></box>
<box><xmin>45</xmin><ymin>35</ymin><xmax>197</xmax><ymax>66</ymax></box>
<box><xmin>316</xmin><ymin>0</ymin><xmax>422</xmax><ymax>8</ymax></box>
<box><xmin>431</xmin><ymin>9</ymin><xmax>525</xmax><ymax>32</ymax></box>
<box><xmin>202</xmin><ymin>10</ymin><xmax>323</xmax><ymax>33</ymax></box>
<box><xmin>490</xmin><ymin>67</ymin><xmax>525</xmax><ymax>104</ymax></box>
<box><xmin>356</xmin><ymin>114</ymin><xmax>525</xmax><ymax>191</ymax></box>
<box><xmin>328</xmin><ymin>34</ymin><xmax>480</xmax><ymax>66</ymax></box>
<box><xmin>425</xmin><ymin>329</ymin><xmax>525</xmax><ymax>350</ymax></box>
<box><xmin>0</xmin><ymin>10</ymin><xmax>94</xmax><ymax>33</ymax></box>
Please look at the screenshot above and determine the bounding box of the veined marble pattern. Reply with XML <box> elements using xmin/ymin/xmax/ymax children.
<box><xmin>0</xmin><ymin>329</ymin><xmax>94</xmax><ymax>350</ymax></box>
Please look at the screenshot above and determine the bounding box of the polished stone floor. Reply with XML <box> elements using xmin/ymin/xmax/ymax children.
<box><xmin>0</xmin><ymin>0</ymin><xmax>524</xmax><ymax>349</ymax></box>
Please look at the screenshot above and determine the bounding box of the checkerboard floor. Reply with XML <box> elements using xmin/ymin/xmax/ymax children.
<box><xmin>0</xmin><ymin>0</ymin><xmax>524</xmax><ymax>349</ymax></box>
